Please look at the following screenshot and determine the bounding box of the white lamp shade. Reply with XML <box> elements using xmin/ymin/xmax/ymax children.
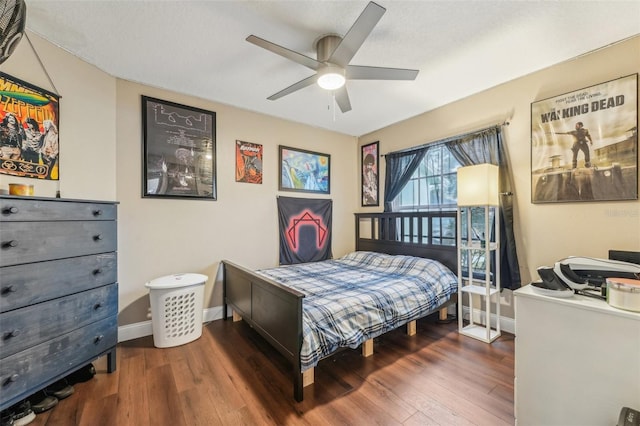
<box><xmin>456</xmin><ymin>163</ymin><xmax>499</xmax><ymax>206</ymax></box>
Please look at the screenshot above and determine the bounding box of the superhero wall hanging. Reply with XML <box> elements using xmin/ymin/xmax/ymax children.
<box><xmin>277</xmin><ymin>196</ymin><xmax>332</xmax><ymax>265</ymax></box>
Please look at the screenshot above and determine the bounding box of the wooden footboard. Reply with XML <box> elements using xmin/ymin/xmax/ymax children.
<box><xmin>223</xmin><ymin>258</ymin><xmax>457</xmax><ymax>402</ymax></box>
<box><xmin>223</xmin><ymin>208</ymin><xmax>459</xmax><ymax>402</ymax></box>
<box><xmin>222</xmin><ymin>260</ymin><xmax>306</xmax><ymax>401</ymax></box>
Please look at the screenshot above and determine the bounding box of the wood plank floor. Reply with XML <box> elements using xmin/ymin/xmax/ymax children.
<box><xmin>29</xmin><ymin>315</ymin><xmax>514</xmax><ymax>425</ymax></box>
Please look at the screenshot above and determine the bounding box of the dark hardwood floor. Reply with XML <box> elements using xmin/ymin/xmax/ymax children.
<box><xmin>29</xmin><ymin>316</ymin><xmax>514</xmax><ymax>425</ymax></box>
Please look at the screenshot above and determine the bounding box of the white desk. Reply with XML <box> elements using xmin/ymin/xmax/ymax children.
<box><xmin>514</xmin><ymin>285</ymin><xmax>640</xmax><ymax>426</ymax></box>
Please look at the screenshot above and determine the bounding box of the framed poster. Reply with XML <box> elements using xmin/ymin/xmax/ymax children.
<box><xmin>361</xmin><ymin>141</ymin><xmax>379</xmax><ymax>206</ymax></box>
<box><xmin>531</xmin><ymin>74</ymin><xmax>637</xmax><ymax>203</ymax></box>
<box><xmin>142</xmin><ymin>96</ymin><xmax>216</xmax><ymax>200</ymax></box>
<box><xmin>0</xmin><ymin>72</ymin><xmax>60</xmax><ymax>180</ymax></box>
<box><xmin>279</xmin><ymin>145</ymin><xmax>330</xmax><ymax>194</ymax></box>
<box><xmin>235</xmin><ymin>140</ymin><xmax>263</xmax><ymax>184</ymax></box>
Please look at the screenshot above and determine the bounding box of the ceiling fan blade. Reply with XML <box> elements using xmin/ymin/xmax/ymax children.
<box><xmin>334</xmin><ymin>86</ymin><xmax>352</xmax><ymax>113</ymax></box>
<box><xmin>347</xmin><ymin>65</ymin><xmax>419</xmax><ymax>80</ymax></box>
<box><xmin>247</xmin><ymin>35</ymin><xmax>322</xmax><ymax>71</ymax></box>
<box><xmin>267</xmin><ymin>74</ymin><xmax>318</xmax><ymax>101</ymax></box>
<box><xmin>329</xmin><ymin>2</ymin><xmax>386</xmax><ymax>67</ymax></box>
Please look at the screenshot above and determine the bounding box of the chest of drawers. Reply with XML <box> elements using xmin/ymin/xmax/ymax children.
<box><xmin>514</xmin><ymin>285</ymin><xmax>640</xmax><ymax>425</ymax></box>
<box><xmin>0</xmin><ymin>196</ymin><xmax>118</xmax><ymax>411</ymax></box>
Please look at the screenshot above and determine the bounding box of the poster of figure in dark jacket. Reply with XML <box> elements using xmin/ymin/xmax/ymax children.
<box><xmin>531</xmin><ymin>74</ymin><xmax>637</xmax><ymax>203</ymax></box>
<box><xmin>0</xmin><ymin>72</ymin><xmax>60</xmax><ymax>180</ymax></box>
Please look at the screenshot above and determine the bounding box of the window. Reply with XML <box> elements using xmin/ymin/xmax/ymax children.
<box><xmin>394</xmin><ymin>145</ymin><xmax>461</xmax><ymax>211</ymax></box>
<box><xmin>391</xmin><ymin>145</ymin><xmax>461</xmax><ymax>248</ymax></box>
<box><xmin>392</xmin><ymin>145</ymin><xmax>490</xmax><ymax>274</ymax></box>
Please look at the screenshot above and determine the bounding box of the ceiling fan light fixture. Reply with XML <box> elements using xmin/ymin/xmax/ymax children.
<box><xmin>317</xmin><ymin>66</ymin><xmax>345</xmax><ymax>90</ymax></box>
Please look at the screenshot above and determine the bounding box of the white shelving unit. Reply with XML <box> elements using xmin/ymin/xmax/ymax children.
<box><xmin>456</xmin><ymin>164</ymin><xmax>501</xmax><ymax>343</ymax></box>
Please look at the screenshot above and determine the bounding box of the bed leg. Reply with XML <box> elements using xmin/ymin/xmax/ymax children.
<box><xmin>302</xmin><ymin>368</ymin><xmax>314</xmax><ymax>387</ymax></box>
<box><xmin>439</xmin><ymin>307</ymin><xmax>448</xmax><ymax>321</ymax></box>
<box><xmin>294</xmin><ymin>371</ymin><xmax>303</xmax><ymax>402</ymax></box>
<box><xmin>232</xmin><ymin>310</ymin><xmax>242</xmax><ymax>322</ymax></box>
<box><xmin>362</xmin><ymin>339</ymin><xmax>374</xmax><ymax>357</ymax></box>
<box><xmin>407</xmin><ymin>320</ymin><xmax>417</xmax><ymax>336</ymax></box>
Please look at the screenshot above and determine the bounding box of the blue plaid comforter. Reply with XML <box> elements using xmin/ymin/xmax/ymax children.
<box><xmin>256</xmin><ymin>251</ymin><xmax>458</xmax><ymax>371</ymax></box>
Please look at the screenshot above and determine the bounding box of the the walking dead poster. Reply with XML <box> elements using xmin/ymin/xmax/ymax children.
<box><xmin>531</xmin><ymin>74</ymin><xmax>637</xmax><ymax>203</ymax></box>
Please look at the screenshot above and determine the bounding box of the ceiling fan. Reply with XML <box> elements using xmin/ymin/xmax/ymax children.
<box><xmin>246</xmin><ymin>1</ymin><xmax>419</xmax><ymax>113</ymax></box>
<box><xmin>0</xmin><ymin>0</ymin><xmax>27</xmax><ymax>65</ymax></box>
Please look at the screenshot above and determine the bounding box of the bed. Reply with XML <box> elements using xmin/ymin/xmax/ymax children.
<box><xmin>222</xmin><ymin>211</ymin><xmax>458</xmax><ymax>401</ymax></box>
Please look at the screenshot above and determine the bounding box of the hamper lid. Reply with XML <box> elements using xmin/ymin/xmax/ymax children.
<box><xmin>145</xmin><ymin>273</ymin><xmax>208</xmax><ymax>289</ymax></box>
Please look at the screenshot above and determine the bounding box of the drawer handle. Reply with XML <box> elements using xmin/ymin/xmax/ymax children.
<box><xmin>2</xmin><ymin>240</ymin><xmax>18</xmax><ymax>248</ymax></box>
<box><xmin>4</xmin><ymin>374</ymin><xmax>19</xmax><ymax>384</ymax></box>
<box><xmin>2</xmin><ymin>206</ymin><xmax>19</xmax><ymax>214</ymax></box>
<box><xmin>5</xmin><ymin>329</ymin><xmax>20</xmax><ymax>338</ymax></box>
<box><xmin>94</xmin><ymin>302</ymin><xmax>103</xmax><ymax>310</ymax></box>
<box><xmin>1</xmin><ymin>285</ymin><xmax>16</xmax><ymax>294</ymax></box>
<box><xmin>94</xmin><ymin>334</ymin><xmax>104</xmax><ymax>344</ymax></box>
<box><xmin>93</xmin><ymin>268</ymin><xmax>103</xmax><ymax>275</ymax></box>
<box><xmin>93</xmin><ymin>234</ymin><xmax>104</xmax><ymax>241</ymax></box>
<box><xmin>93</xmin><ymin>209</ymin><xmax>103</xmax><ymax>217</ymax></box>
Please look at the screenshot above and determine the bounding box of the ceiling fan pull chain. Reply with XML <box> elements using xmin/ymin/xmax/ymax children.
<box><xmin>333</xmin><ymin>93</ymin><xmax>337</xmax><ymax>122</ymax></box>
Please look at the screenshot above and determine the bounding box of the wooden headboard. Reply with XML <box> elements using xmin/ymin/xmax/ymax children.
<box><xmin>354</xmin><ymin>212</ymin><xmax>458</xmax><ymax>273</ymax></box>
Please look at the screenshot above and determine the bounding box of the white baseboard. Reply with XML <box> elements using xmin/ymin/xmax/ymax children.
<box><xmin>461</xmin><ymin>306</ymin><xmax>516</xmax><ymax>335</ymax></box>
<box><xmin>117</xmin><ymin>306</ymin><xmax>224</xmax><ymax>343</ymax></box>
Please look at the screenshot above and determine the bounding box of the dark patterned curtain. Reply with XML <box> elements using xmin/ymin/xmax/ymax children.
<box><xmin>382</xmin><ymin>147</ymin><xmax>428</xmax><ymax>212</ymax></box>
<box><xmin>383</xmin><ymin>126</ymin><xmax>521</xmax><ymax>289</ymax></box>
<box><xmin>447</xmin><ymin>127</ymin><xmax>521</xmax><ymax>290</ymax></box>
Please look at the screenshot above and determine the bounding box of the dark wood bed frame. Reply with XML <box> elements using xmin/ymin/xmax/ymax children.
<box><xmin>222</xmin><ymin>211</ymin><xmax>458</xmax><ymax>401</ymax></box>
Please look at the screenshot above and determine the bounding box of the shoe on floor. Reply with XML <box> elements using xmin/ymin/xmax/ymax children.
<box><xmin>66</xmin><ymin>363</ymin><xmax>96</xmax><ymax>384</ymax></box>
<box><xmin>0</xmin><ymin>411</ymin><xmax>14</xmax><ymax>426</ymax></box>
<box><xmin>12</xmin><ymin>411</ymin><xmax>34</xmax><ymax>426</ymax></box>
<box><xmin>27</xmin><ymin>391</ymin><xmax>58</xmax><ymax>414</ymax></box>
<box><xmin>4</xmin><ymin>401</ymin><xmax>34</xmax><ymax>426</ymax></box>
<box><xmin>45</xmin><ymin>380</ymin><xmax>74</xmax><ymax>400</ymax></box>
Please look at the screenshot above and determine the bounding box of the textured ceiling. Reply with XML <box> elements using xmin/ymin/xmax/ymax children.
<box><xmin>22</xmin><ymin>0</ymin><xmax>640</xmax><ymax>136</ymax></box>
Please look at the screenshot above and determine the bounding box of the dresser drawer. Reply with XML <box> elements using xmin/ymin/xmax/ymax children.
<box><xmin>0</xmin><ymin>315</ymin><xmax>117</xmax><ymax>407</ymax></box>
<box><xmin>1</xmin><ymin>253</ymin><xmax>117</xmax><ymax>313</ymax></box>
<box><xmin>0</xmin><ymin>221</ymin><xmax>116</xmax><ymax>267</ymax></box>
<box><xmin>0</xmin><ymin>283</ymin><xmax>118</xmax><ymax>359</ymax></box>
<box><xmin>0</xmin><ymin>198</ymin><xmax>117</xmax><ymax>222</ymax></box>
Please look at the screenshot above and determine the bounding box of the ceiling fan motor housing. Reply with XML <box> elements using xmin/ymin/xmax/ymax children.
<box><xmin>315</xmin><ymin>35</ymin><xmax>342</xmax><ymax>63</ymax></box>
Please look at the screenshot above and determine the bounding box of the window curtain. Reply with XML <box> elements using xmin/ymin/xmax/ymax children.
<box><xmin>447</xmin><ymin>127</ymin><xmax>521</xmax><ymax>290</ymax></box>
<box><xmin>382</xmin><ymin>146</ymin><xmax>429</xmax><ymax>212</ymax></box>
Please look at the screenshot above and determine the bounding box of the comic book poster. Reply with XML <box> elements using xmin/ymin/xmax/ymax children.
<box><xmin>531</xmin><ymin>74</ymin><xmax>637</xmax><ymax>203</ymax></box>
<box><xmin>0</xmin><ymin>72</ymin><xmax>60</xmax><ymax>180</ymax></box>
<box><xmin>235</xmin><ymin>140</ymin><xmax>262</xmax><ymax>184</ymax></box>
